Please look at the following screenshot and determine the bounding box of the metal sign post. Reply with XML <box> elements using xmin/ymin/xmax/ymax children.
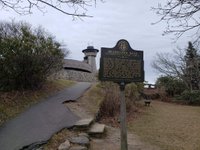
<box><xmin>119</xmin><ymin>82</ymin><xmax>128</xmax><ymax>150</ymax></box>
<box><xmin>99</xmin><ymin>39</ymin><xmax>144</xmax><ymax>150</ymax></box>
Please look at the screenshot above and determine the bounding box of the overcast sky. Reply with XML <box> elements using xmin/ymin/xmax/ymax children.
<box><xmin>1</xmin><ymin>0</ymin><xmax>191</xmax><ymax>83</ymax></box>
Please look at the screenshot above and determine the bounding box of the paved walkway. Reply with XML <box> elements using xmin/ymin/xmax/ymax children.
<box><xmin>0</xmin><ymin>82</ymin><xmax>91</xmax><ymax>150</ymax></box>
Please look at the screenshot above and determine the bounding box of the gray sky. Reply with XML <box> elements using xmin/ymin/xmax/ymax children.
<box><xmin>1</xmin><ymin>0</ymin><xmax>191</xmax><ymax>83</ymax></box>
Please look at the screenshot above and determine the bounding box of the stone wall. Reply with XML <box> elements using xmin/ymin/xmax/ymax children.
<box><xmin>50</xmin><ymin>69</ymin><xmax>97</xmax><ymax>82</ymax></box>
<box><xmin>49</xmin><ymin>57</ymin><xmax>98</xmax><ymax>82</ymax></box>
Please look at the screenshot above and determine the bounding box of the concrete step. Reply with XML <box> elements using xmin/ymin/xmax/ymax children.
<box><xmin>74</xmin><ymin>118</ymin><xmax>94</xmax><ymax>130</ymax></box>
<box><xmin>88</xmin><ymin>123</ymin><xmax>106</xmax><ymax>137</ymax></box>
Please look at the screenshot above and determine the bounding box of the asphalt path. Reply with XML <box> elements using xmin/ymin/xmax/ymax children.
<box><xmin>0</xmin><ymin>82</ymin><xmax>91</xmax><ymax>150</ymax></box>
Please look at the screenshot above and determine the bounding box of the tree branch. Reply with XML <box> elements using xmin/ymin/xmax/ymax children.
<box><xmin>153</xmin><ymin>0</ymin><xmax>200</xmax><ymax>43</ymax></box>
<box><xmin>0</xmin><ymin>0</ymin><xmax>98</xmax><ymax>17</ymax></box>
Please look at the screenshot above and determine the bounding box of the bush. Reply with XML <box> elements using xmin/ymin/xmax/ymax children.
<box><xmin>0</xmin><ymin>21</ymin><xmax>67</xmax><ymax>91</ymax></box>
<box><xmin>125</xmin><ymin>83</ymin><xmax>141</xmax><ymax>101</ymax></box>
<box><xmin>98</xmin><ymin>82</ymin><xmax>120</xmax><ymax>118</ymax></box>
<box><xmin>156</xmin><ymin>76</ymin><xmax>187</xmax><ymax>97</ymax></box>
<box><xmin>179</xmin><ymin>90</ymin><xmax>200</xmax><ymax>105</ymax></box>
<box><xmin>98</xmin><ymin>82</ymin><xmax>142</xmax><ymax>120</ymax></box>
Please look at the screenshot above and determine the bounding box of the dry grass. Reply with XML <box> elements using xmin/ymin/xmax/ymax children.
<box><xmin>0</xmin><ymin>79</ymin><xmax>75</xmax><ymax>126</ymax></box>
<box><xmin>128</xmin><ymin>100</ymin><xmax>200</xmax><ymax>150</ymax></box>
<box><xmin>98</xmin><ymin>82</ymin><xmax>141</xmax><ymax>127</ymax></box>
<box><xmin>44</xmin><ymin>129</ymin><xmax>77</xmax><ymax>150</ymax></box>
<box><xmin>79</xmin><ymin>83</ymin><xmax>104</xmax><ymax>115</ymax></box>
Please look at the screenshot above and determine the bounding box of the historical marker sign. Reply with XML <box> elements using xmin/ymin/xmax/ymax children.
<box><xmin>99</xmin><ymin>39</ymin><xmax>144</xmax><ymax>150</ymax></box>
<box><xmin>99</xmin><ymin>39</ymin><xmax>144</xmax><ymax>83</ymax></box>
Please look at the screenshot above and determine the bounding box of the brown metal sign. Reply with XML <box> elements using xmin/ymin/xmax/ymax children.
<box><xmin>99</xmin><ymin>39</ymin><xmax>144</xmax><ymax>83</ymax></box>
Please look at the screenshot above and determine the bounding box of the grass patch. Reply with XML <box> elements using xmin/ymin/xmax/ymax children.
<box><xmin>0</xmin><ymin>79</ymin><xmax>75</xmax><ymax>126</ymax></box>
<box><xmin>128</xmin><ymin>100</ymin><xmax>200</xmax><ymax>150</ymax></box>
<box><xmin>79</xmin><ymin>83</ymin><xmax>104</xmax><ymax>114</ymax></box>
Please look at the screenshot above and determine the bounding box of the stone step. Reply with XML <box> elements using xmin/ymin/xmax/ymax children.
<box><xmin>69</xmin><ymin>135</ymin><xmax>90</xmax><ymax>147</ymax></box>
<box><xmin>88</xmin><ymin>123</ymin><xmax>106</xmax><ymax>137</ymax></box>
<box><xmin>74</xmin><ymin>118</ymin><xmax>94</xmax><ymax>130</ymax></box>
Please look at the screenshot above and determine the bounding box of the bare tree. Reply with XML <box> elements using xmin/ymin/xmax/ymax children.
<box><xmin>153</xmin><ymin>0</ymin><xmax>200</xmax><ymax>43</ymax></box>
<box><xmin>0</xmin><ymin>0</ymin><xmax>101</xmax><ymax>18</ymax></box>
<box><xmin>152</xmin><ymin>42</ymin><xmax>200</xmax><ymax>90</ymax></box>
<box><xmin>152</xmin><ymin>49</ymin><xmax>186</xmax><ymax>78</ymax></box>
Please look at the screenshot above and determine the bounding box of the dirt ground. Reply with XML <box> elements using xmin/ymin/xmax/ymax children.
<box><xmin>65</xmin><ymin>92</ymin><xmax>160</xmax><ymax>150</ymax></box>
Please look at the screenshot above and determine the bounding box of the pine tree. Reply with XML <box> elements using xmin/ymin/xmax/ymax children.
<box><xmin>185</xmin><ymin>42</ymin><xmax>200</xmax><ymax>90</ymax></box>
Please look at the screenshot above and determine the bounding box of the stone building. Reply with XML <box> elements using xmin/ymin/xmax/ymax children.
<box><xmin>82</xmin><ymin>46</ymin><xmax>99</xmax><ymax>73</ymax></box>
<box><xmin>52</xmin><ymin>46</ymin><xmax>99</xmax><ymax>82</ymax></box>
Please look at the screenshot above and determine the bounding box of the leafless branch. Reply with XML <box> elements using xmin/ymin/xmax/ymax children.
<box><xmin>153</xmin><ymin>0</ymin><xmax>200</xmax><ymax>43</ymax></box>
<box><xmin>0</xmin><ymin>0</ymin><xmax>102</xmax><ymax>17</ymax></box>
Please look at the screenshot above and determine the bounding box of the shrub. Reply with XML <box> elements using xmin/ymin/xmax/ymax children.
<box><xmin>98</xmin><ymin>82</ymin><xmax>120</xmax><ymax>118</ymax></box>
<box><xmin>125</xmin><ymin>83</ymin><xmax>140</xmax><ymax>101</ymax></box>
<box><xmin>98</xmin><ymin>82</ymin><xmax>142</xmax><ymax>120</ymax></box>
<box><xmin>179</xmin><ymin>90</ymin><xmax>200</xmax><ymax>105</ymax></box>
<box><xmin>156</xmin><ymin>76</ymin><xmax>187</xmax><ymax>97</ymax></box>
<box><xmin>0</xmin><ymin>21</ymin><xmax>67</xmax><ymax>91</ymax></box>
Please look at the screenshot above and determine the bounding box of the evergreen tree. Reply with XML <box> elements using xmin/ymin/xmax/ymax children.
<box><xmin>184</xmin><ymin>42</ymin><xmax>200</xmax><ymax>90</ymax></box>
